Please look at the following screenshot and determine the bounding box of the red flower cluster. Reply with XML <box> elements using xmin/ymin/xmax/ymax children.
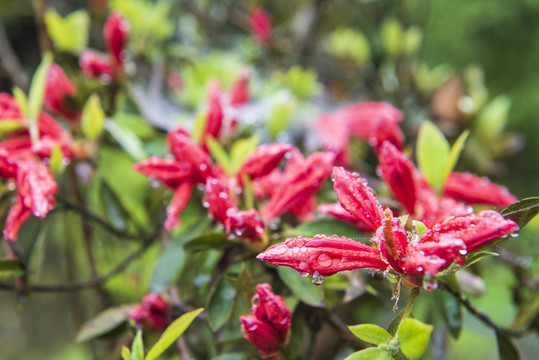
<box><xmin>249</xmin><ymin>8</ymin><xmax>272</xmax><ymax>45</ymax></box>
<box><xmin>240</xmin><ymin>283</ymin><xmax>291</xmax><ymax>357</ymax></box>
<box><xmin>44</xmin><ymin>64</ymin><xmax>79</xmax><ymax>121</ymax></box>
<box><xmin>316</xmin><ymin>102</ymin><xmax>404</xmax><ymax>166</ymax></box>
<box><xmin>80</xmin><ymin>11</ymin><xmax>129</xmax><ymax>81</ymax></box>
<box><xmin>0</xmin><ymin>93</ymin><xmax>77</xmax><ymax>240</ymax></box>
<box><xmin>127</xmin><ymin>293</ymin><xmax>171</xmax><ymax>331</ymax></box>
<box><xmin>258</xmin><ymin>166</ymin><xmax>518</xmax><ymax>289</ymax></box>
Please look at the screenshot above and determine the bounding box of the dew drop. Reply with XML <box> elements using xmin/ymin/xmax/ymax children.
<box><xmin>458</xmin><ymin>249</ymin><xmax>468</xmax><ymax>255</ymax></box>
<box><xmin>252</xmin><ymin>294</ymin><xmax>260</xmax><ymax>306</ymax></box>
<box><xmin>316</xmin><ymin>253</ymin><xmax>332</xmax><ymax>267</ymax></box>
<box><xmin>510</xmin><ymin>232</ymin><xmax>520</xmax><ymax>238</ymax></box>
<box><xmin>298</xmin><ymin>271</ymin><xmax>309</xmax><ymax>277</ymax></box>
<box><xmin>298</xmin><ymin>261</ymin><xmax>308</xmax><ymax>270</ymax></box>
<box><xmin>312</xmin><ymin>272</ymin><xmax>324</xmax><ymax>285</ymax></box>
<box><xmin>218</xmin><ymin>192</ymin><xmax>228</xmax><ymax>199</ymax></box>
<box><xmin>199</xmin><ymin>163</ymin><xmax>208</xmax><ymax>171</ymax></box>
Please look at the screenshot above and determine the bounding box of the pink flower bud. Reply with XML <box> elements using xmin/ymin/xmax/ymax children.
<box><xmin>240</xmin><ymin>314</ymin><xmax>281</xmax><ymax>356</ymax></box>
<box><xmin>239</xmin><ymin>143</ymin><xmax>292</xmax><ymax>182</ymax></box>
<box><xmin>164</xmin><ymin>181</ymin><xmax>193</xmax><ymax>230</ymax></box>
<box><xmin>205</xmin><ymin>177</ymin><xmax>236</xmax><ymax>223</ymax></box>
<box><xmin>229</xmin><ymin>69</ymin><xmax>250</xmax><ymax>106</ymax></box>
<box><xmin>225</xmin><ymin>208</ymin><xmax>265</xmax><ymax>242</ymax></box>
<box><xmin>249</xmin><ymin>8</ymin><xmax>272</xmax><ymax>45</ymax></box>
<box><xmin>104</xmin><ymin>11</ymin><xmax>129</xmax><ymax>67</ymax></box>
<box><xmin>133</xmin><ymin>156</ymin><xmax>192</xmax><ymax>189</ymax></box>
<box><xmin>79</xmin><ymin>50</ymin><xmax>114</xmax><ymax>81</ymax></box>
<box><xmin>44</xmin><ymin>64</ymin><xmax>79</xmax><ymax>121</ymax></box>
<box><xmin>251</xmin><ymin>283</ymin><xmax>291</xmax><ymax>343</ymax></box>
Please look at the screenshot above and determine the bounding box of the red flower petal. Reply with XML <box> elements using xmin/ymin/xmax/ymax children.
<box><xmin>248</xmin><ymin>8</ymin><xmax>272</xmax><ymax>45</ymax></box>
<box><xmin>200</xmin><ymin>80</ymin><xmax>223</xmax><ymax>152</ymax></box>
<box><xmin>419</xmin><ymin>210</ymin><xmax>519</xmax><ymax>253</ymax></box>
<box><xmin>4</xmin><ymin>198</ymin><xmax>32</xmax><ymax>241</ymax></box>
<box><xmin>225</xmin><ymin>208</ymin><xmax>264</xmax><ymax>242</ymax></box>
<box><xmin>204</xmin><ymin>177</ymin><xmax>236</xmax><ymax>224</ymax></box>
<box><xmin>240</xmin><ymin>314</ymin><xmax>281</xmax><ymax>356</ymax></box>
<box><xmin>317</xmin><ymin>202</ymin><xmax>372</xmax><ymax>232</ymax></box>
<box><xmin>133</xmin><ymin>156</ymin><xmax>192</xmax><ymax>189</ymax></box>
<box><xmin>332</xmin><ymin>166</ymin><xmax>384</xmax><ymax>231</ymax></box>
<box><xmin>164</xmin><ymin>181</ymin><xmax>193</xmax><ymax>230</ymax></box>
<box><xmin>444</xmin><ymin>172</ymin><xmax>518</xmax><ymax>208</ymax></box>
<box><xmin>229</xmin><ymin>69</ymin><xmax>250</xmax><ymax>107</ymax></box>
<box><xmin>257</xmin><ymin>235</ymin><xmax>387</xmax><ymax>277</ymax></box>
<box><xmin>16</xmin><ymin>158</ymin><xmax>57</xmax><ymax>218</ymax></box>
<box><xmin>377</xmin><ymin>141</ymin><xmax>417</xmax><ymax>214</ymax></box>
<box><xmin>239</xmin><ymin>143</ymin><xmax>292</xmax><ymax>181</ymax></box>
<box><xmin>79</xmin><ymin>50</ymin><xmax>114</xmax><ymax>81</ymax></box>
<box><xmin>44</xmin><ymin>64</ymin><xmax>79</xmax><ymax>121</ymax></box>
<box><xmin>251</xmin><ymin>283</ymin><xmax>291</xmax><ymax>343</ymax></box>
<box><xmin>104</xmin><ymin>11</ymin><xmax>129</xmax><ymax>67</ymax></box>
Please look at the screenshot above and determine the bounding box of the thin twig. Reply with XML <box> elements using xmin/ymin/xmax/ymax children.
<box><xmin>0</xmin><ymin>238</ymin><xmax>153</xmax><ymax>293</ymax></box>
<box><xmin>439</xmin><ymin>282</ymin><xmax>528</xmax><ymax>338</ymax></box>
<box><xmin>32</xmin><ymin>0</ymin><xmax>53</xmax><ymax>53</ymax></box>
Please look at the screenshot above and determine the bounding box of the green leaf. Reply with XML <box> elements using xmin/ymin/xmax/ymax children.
<box><xmin>191</xmin><ymin>111</ymin><xmax>207</xmax><ymax>144</ymax></box>
<box><xmin>477</xmin><ymin>95</ymin><xmax>511</xmax><ymax>137</ymax></box>
<box><xmin>441</xmin><ymin>130</ymin><xmax>469</xmax><ymax>187</ymax></box>
<box><xmin>348</xmin><ymin>324</ymin><xmax>392</xmax><ymax>345</ymax></box>
<box><xmin>462</xmin><ymin>251</ymin><xmax>499</xmax><ymax>269</ymax></box>
<box><xmin>267</xmin><ymin>93</ymin><xmax>297</xmax><ymax>138</ymax></box>
<box><xmin>145</xmin><ymin>308</ymin><xmax>204</xmax><ymax>360</ymax></box>
<box><xmin>184</xmin><ymin>232</ymin><xmax>230</xmax><ymax>253</ymax></box>
<box><xmin>131</xmin><ymin>330</ymin><xmax>144</xmax><ymax>360</ymax></box>
<box><xmin>230</xmin><ymin>136</ymin><xmax>260</xmax><ymax>174</ymax></box>
<box><xmin>433</xmin><ymin>290</ymin><xmax>462</xmax><ymax>338</ymax></box>
<box><xmin>277</xmin><ymin>266</ymin><xmax>324</xmax><ymax>307</ymax></box>
<box><xmin>397</xmin><ymin>318</ymin><xmax>433</xmax><ymax>359</ymax></box>
<box><xmin>150</xmin><ymin>240</ymin><xmax>187</xmax><ymax>294</ymax></box>
<box><xmin>381</xmin><ymin>18</ymin><xmax>403</xmax><ymax>58</ymax></box>
<box><xmin>207</xmin><ymin>277</ymin><xmax>236</xmax><ymax>330</ymax></box>
<box><xmin>121</xmin><ymin>346</ymin><xmax>131</xmax><ymax>360</ymax></box>
<box><xmin>0</xmin><ymin>120</ymin><xmax>25</xmax><ymax>136</ymax></box>
<box><xmin>49</xmin><ymin>144</ymin><xmax>65</xmax><ymax>174</ymax></box>
<box><xmin>28</xmin><ymin>52</ymin><xmax>53</xmax><ymax>143</ymax></box>
<box><xmin>82</xmin><ymin>94</ymin><xmax>105</xmax><ymax>140</ymax></box>
<box><xmin>206</xmin><ymin>136</ymin><xmax>231</xmax><ymax>176</ymax></box>
<box><xmin>0</xmin><ymin>259</ymin><xmax>23</xmax><ymax>280</ymax></box>
<box><xmin>105</xmin><ymin>119</ymin><xmax>147</xmax><ymax>161</ymax></box>
<box><xmin>325</xmin><ymin>28</ymin><xmax>371</xmax><ymax>65</ymax></box>
<box><xmin>501</xmin><ymin>197</ymin><xmax>539</xmax><ymax>229</ymax></box>
<box><xmin>412</xmin><ymin>220</ymin><xmax>427</xmax><ymax>236</ymax></box>
<box><xmin>45</xmin><ymin>9</ymin><xmax>89</xmax><ymax>53</ymax></box>
<box><xmin>344</xmin><ymin>347</ymin><xmax>392</xmax><ymax>360</ymax></box>
<box><xmin>12</xmin><ymin>86</ymin><xmax>28</xmax><ymax>116</ymax></box>
<box><xmin>496</xmin><ymin>330</ymin><xmax>520</xmax><ymax>360</ymax></box>
<box><xmin>76</xmin><ymin>305</ymin><xmax>134</xmax><ymax>343</ymax></box>
<box><xmin>417</xmin><ymin>121</ymin><xmax>450</xmax><ymax>193</ymax></box>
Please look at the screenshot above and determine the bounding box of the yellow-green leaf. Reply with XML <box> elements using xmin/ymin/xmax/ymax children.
<box><xmin>348</xmin><ymin>324</ymin><xmax>392</xmax><ymax>345</ymax></box>
<box><xmin>397</xmin><ymin>318</ymin><xmax>433</xmax><ymax>359</ymax></box>
<box><xmin>441</xmin><ymin>130</ymin><xmax>469</xmax><ymax>188</ymax></box>
<box><xmin>12</xmin><ymin>86</ymin><xmax>28</xmax><ymax>116</ymax></box>
<box><xmin>131</xmin><ymin>330</ymin><xmax>144</xmax><ymax>360</ymax></box>
<box><xmin>121</xmin><ymin>346</ymin><xmax>131</xmax><ymax>360</ymax></box>
<box><xmin>344</xmin><ymin>348</ymin><xmax>392</xmax><ymax>360</ymax></box>
<box><xmin>417</xmin><ymin>121</ymin><xmax>450</xmax><ymax>193</ymax></box>
<box><xmin>82</xmin><ymin>94</ymin><xmax>105</xmax><ymax>140</ymax></box>
<box><xmin>206</xmin><ymin>135</ymin><xmax>231</xmax><ymax>176</ymax></box>
<box><xmin>28</xmin><ymin>52</ymin><xmax>53</xmax><ymax>142</ymax></box>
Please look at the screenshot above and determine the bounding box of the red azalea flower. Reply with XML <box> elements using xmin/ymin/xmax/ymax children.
<box><xmin>248</xmin><ymin>8</ymin><xmax>272</xmax><ymax>45</ymax></box>
<box><xmin>225</xmin><ymin>208</ymin><xmax>265</xmax><ymax>242</ymax></box>
<box><xmin>44</xmin><ymin>64</ymin><xmax>79</xmax><ymax>121</ymax></box>
<box><xmin>238</xmin><ymin>143</ymin><xmax>292</xmax><ymax>182</ymax></box>
<box><xmin>444</xmin><ymin>171</ymin><xmax>518</xmax><ymax>207</ymax></box>
<box><xmin>0</xmin><ymin>93</ymin><xmax>25</xmax><ymax>120</ymax></box>
<box><xmin>240</xmin><ymin>283</ymin><xmax>291</xmax><ymax>356</ymax></box>
<box><xmin>127</xmin><ymin>293</ymin><xmax>171</xmax><ymax>331</ymax></box>
<box><xmin>260</xmin><ymin>151</ymin><xmax>334</xmax><ymax>220</ymax></box>
<box><xmin>204</xmin><ymin>177</ymin><xmax>236</xmax><ymax>224</ymax></box>
<box><xmin>257</xmin><ymin>167</ymin><xmax>518</xmax><ymax>289</ymax></box>
<box><xmin>79</xmin><ymin>50</ymin><xmax>114</xmax><ymax>81</ymax></box>
<box><xmin>104</xmin><ymin>11</ymin><xmax>129</xmax><ymax>67</ymax></box>
<box><xmin>200</xmin><ymin>80</ymin><xmax>224</xmax><ymax>152</ymax></box>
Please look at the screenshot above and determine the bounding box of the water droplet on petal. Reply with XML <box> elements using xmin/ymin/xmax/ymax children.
<box><xmin>312</xmin><ymin>272</ymin><xmax>324</xmax><ymax>285</ymax></box>
<box><xmin>316</xmin><ymin>253</ymin><xmax>332</xmax><ymax>267</ymax></box>
<box><xmin>459</xmin><ymin>249</ymin><xmax>468</xmax><ymax>255</ymax></box>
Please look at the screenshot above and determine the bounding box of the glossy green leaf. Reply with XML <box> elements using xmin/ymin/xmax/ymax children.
<box><xmin>441</xmin><ymin>130</ymin><xmax>469</xmax><ymax>186</ymax></box>
<box><xmin>145</xmin><ymin>308</ymin><xmax>204</xmax><ymax>360</ymax></box>
<box><xmin>496</xmin><ymin>330</ymin><xmax>520</xmax><ymax>360</ymax></box>
<box><xmin>206</xmin><ymin>136</ymin><xmax>231</xmax><ymax>176</ymax></box>
<box><xmin>348</xmin><ymin>324</ymin><xmax>392</xmax><ymax>345</ymax></box>
<box><xmin>397</xmin><ymin>318</ymin><xmax>433</xmax><ymax>359</ymax></box>
<box><xmin>131</xmin><ymin>330</ymin><xmax>144</xmax><ymax>360</ymax></box>
<box><xmin>462</xmin><ymin>251</ymin><xmax>499</xmax><ymax>269</ymax></box>
<box><xmin>184</xmin><ymin>232</ymin><xmax>230</xmax><ymax>253</ymax></box>
<box><xmin>477</xmin><ymin>95</ymin><xmax>511</xmax><ymax>137</ymax></box>
<box><xmin>0</xmin><ymin>120</ymin><xmax>25</xmax><ymax>135</ymax></box>
<box><xmin>381</xmin><ymin>18</ymin><xmax>402</xmax><ymax>58</ymax></box>
<box><xmin>28</xmin><ymin>52</ymin><xmax>53</xmax><ymax>143</ymax></box>
<box><xmin>412</xmin><ymin>220</ymin><xmax>427</xmax><ymax>236</ymax></box>
<box><xmin>49</xmin><ymin>144</ymin><xmax>65</xmax><ymax>174</ymax></box>
<box><xmin>82</xmin><ymin>94</ymin><xmax>105</xmax><ymax>140</ymax></box>
<box><xmin>150</xmin><ymin>240</ymin><xmax>187</xmax><ymax>294</ymax></box>
<box><xmin>433</xmin><ymin>290</ymin><xmax>462</xmax><ymax>338</ymax></box>
<box><xmin>501</xmin><ymin>197</ymin><xmax>539</xmax><ymax>229</ymax></box>
<box><xmin>344</xmin><ymin>347</ymin><xmax>392</xmax><ymax>360</ymax></box>
<box><xmin>12</xmin><ymin>86</ymin><xmax>28</xmax><ymax>116</ymax></box>
<box><xmin>121</xmin><ymin>346</ymin><xmax>131</xmax><ymax>360</ymax></box>
<box><xmin>230</xmin><ymin>136</ymin><xmax>260</xmax><ymax>174</ymax></box>
<box><xmin>76</xmin><ymin>305</ymin><xmax>134</xmax><ymax>343</ymax></box>
<box><xmin>45</xmin><ymin>9</ymin><xmax>89</xmax><ymax>53</ymax></box>
<box><xmin>105</xmin><ymin>119</ymin><xmax>147</xmax><ymax>161</ymax></box>
<box><xmin>99</xmin><ymin>180</ymin><xmax>128</xmax><ymax>230</ymax></box>
<box><xmin>277</xmin><ymin>266</ymin><xmax>324</xmax><ymax>307</ymax></box>
<box><xmin>417</xmin><ymin>121</ymin><xmax>450</xmax><ymax>193</ymax></box>
<box><xmin>207</xmin><ymin>277</ymin><xmax>236</xmax><ymax>330</ymax></box>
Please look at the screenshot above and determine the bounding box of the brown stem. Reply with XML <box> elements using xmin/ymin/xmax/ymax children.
<box><xmin>32</xmin><ymin>0</ymin><xmax>53</xmax><ymax>53</ymax></box>
<box><xmin>0</xmin><ymin>20</ymin><xmax>29</xmax><ymax>89</ymax></box>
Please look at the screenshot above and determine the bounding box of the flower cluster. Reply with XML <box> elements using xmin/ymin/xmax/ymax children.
<box><xmin>80</xmin><ymin>11</ymin><xmax>129</xmax><ymax>81</ymax></box>
<box><xmin>258</xmin><ymin>162</ymin><xmax>519</xmax><ymax>289</ymax></box>
<box><xmin>127</xmin><ymin>293</ymin><xmax>171</xmax><ymax>331</ymax></box>
<box><xmin>240</xmin><ymin>283</ymin><xmax>291</xmax><ymax>357</ymax></box>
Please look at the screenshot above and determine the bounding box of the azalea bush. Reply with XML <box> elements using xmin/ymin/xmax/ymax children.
<box><xmin>1</xmin><ymin>1</ymin><xmax>539</xmax><ymax>359</ymax></box>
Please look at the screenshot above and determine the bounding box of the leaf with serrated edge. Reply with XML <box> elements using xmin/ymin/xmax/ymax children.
<box><xmin>344</xmin><ymin>347</ymin><xmax>392</xmax><ymax>360</ymax></box>
<box><xmin>397</xmin><ymin>318</ymin><xmax>433</xmax><ymax>359</ymax></box>
<box><xmin>145</xmin><ymin>308</ymin><xmax>204</xmax><ymax>360</ymax></box>
<box><xmin>348</xmin><ymin>324</ymin><xmax>392</xmax><ymax>345</ymax></box>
